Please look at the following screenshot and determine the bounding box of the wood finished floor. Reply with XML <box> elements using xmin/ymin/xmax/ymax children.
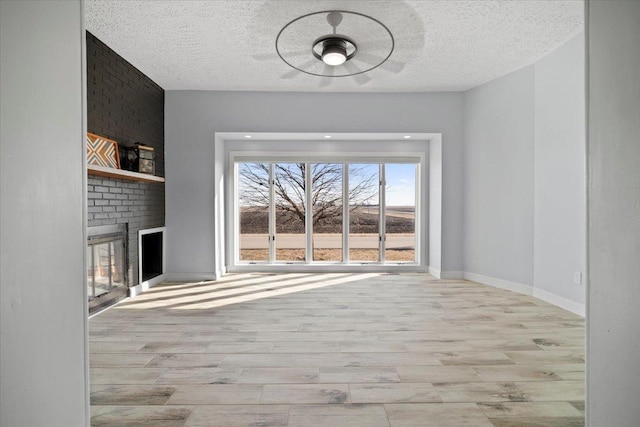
<box><xmin>90</xmin><ymin>273</ymin><xmax>585</xmax><ymax>426</ymax></box>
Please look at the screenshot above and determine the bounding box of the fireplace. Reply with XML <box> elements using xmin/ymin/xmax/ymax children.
<box><xmin>87</xmin><ymin>224</ymin><xmax>127</xmax><ymax>313</ymax></box>
<box><xmin>133</xmin><ymin>226</ymin><xmax>166</xmax><ymax>296</ymax></box>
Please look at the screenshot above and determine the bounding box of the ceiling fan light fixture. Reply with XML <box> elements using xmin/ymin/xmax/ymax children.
<box><xmin>277</xmin><ymin>10</ymin><xmax>395</xmax><ymax>79</ymax></box>
<box><xmin>312</xmin><ymin>35</ymin><xmax>357</xmax><ymax>67</ymax></box>
<box><xmin>322</xmin><ymin>38</ymin><xmax>347</xmax><ymax>66</ymax></box>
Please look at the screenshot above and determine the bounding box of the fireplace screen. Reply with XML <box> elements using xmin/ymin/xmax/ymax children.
<box><xmin>87</xmin><ymin>225</ymin><xmax>127</xmax><ymax>312</ymax></box>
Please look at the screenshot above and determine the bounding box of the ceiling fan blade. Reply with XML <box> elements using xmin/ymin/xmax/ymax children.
<box><xmin>354</xmin><ymin>39</ymin><xmax>395</xmax><ymax>49</ymax></box>
<box><xmin>354</xmin><ymin>53</ymin><xmax>405</xmax><ymax>73</ymax></box>
<box><xmin>253</xmin><ymin>49</ymin><xmax>309</xmax><ymax>61</ymax></box>
<box><xmin>280</xmin><ymin>58</ymin><xmax>317</xmax><ymax>79</ymax></box>
<box><xmin>356</xmin><ymin>36</ymin><xmax>424</xmax><ymax>50</ymax></box>
<box><xmin>318</xmin><ymin>64</ymin><xmax>335</xmax><ymax>87</ymax></box>
<box><xmin>342</xmin><ymin>61</ymin><xmax>371</xmax><ymax>85</ymax></box>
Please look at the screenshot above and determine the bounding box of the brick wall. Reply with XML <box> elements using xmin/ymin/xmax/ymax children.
<box><xmin>86</xmin><ymin>32</ymin><xmax>165</xmax><ymax>287</ymax></box>
<box><xmin>87</xmin><ymin>31</ymin><xmax>165</xmax><ymax>175</ymax></box>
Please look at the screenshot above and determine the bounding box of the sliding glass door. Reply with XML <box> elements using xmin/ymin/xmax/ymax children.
<box><xmin>235</xmin><ymin>159</ymin><xmax>419</xmax><ymax>265</ymax></box>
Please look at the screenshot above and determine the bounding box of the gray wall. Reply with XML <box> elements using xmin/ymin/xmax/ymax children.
<box><xmin>0</xmin><ymin>1</ymin><xmax>88</xmax><ymax>426</ymax></box>
<box><xmin>587</xmin><ymin>1</ymin><xmax>640</xmax><ymax>425</ymax></box>
<box><xmin>463</xmin><ymin>33</ymin><xmax>586</xmax><ymax>313</ymax></box>
<box><xmin>534</xmin><ymin>33</ymin><xmax>586</xmax><ymax>307</ymax></box>
<box><xmin>165</xmin><ymin>91</ymin><xmax>464</xmax><ymax>276</ymax></box>
<box><xmin>463</xmin><ymin>66</ymin><xmax>536</xmax><ymax>286</ymax></box>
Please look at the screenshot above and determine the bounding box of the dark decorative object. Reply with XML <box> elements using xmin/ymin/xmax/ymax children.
<box><xmin>135</xmin><ymin>143</ymin><xmax>155</xmax><ymax>175</ymax></box>
<box><xmin>118</xmin><ymin>146</ymin><xmax>136</xmax><ymax>171</ymax></box>
<box><xmin>118</xmin><ymin>143</ymin><xmax>155</xmax><ymax>174</ymax></box>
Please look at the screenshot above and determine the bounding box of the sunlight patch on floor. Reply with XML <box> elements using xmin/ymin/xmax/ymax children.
<box><xmin>119</xmin><ymin>273</ymin><xmax>381</xmax><ymax>310</ymax></box>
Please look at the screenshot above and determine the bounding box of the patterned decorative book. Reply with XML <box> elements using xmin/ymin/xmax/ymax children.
<box><xmin>87</xmin><ymin>133</ymin><xmax>120</xmax><ymax>169</ymax></box>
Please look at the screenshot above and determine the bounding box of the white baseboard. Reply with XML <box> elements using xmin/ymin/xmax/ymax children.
<box><xmin>533</xmin><ymin>287</ymin><xmax>585</xmax><ymax>317</ymax></box>
<box><xmin>440</xmin><ymin>270</ymin><xmax>464</xmax><ymax>280</ymax></box>
<box><xmin>462</xmin><ymin>271</ymin><xmax>585</xmax><ymax>317</ymax></box>
<box><xmin>128</xmin><ymin>273</ymin><xmax>167</xmax><ymax>298</ymax></box>
<box><xmin>165</xmin><ymin>272</ymin><xmax>218</xmax><ymax>282</ymax></box>
<box><xmin>463</xmin><ymin>272</ymin><xmax>533</xmax><ymax>296</ymax></box>
<box><xmin>427</xmin><ymin>267</ymin><xmax>464</xmax><ymax>280</ymax></box>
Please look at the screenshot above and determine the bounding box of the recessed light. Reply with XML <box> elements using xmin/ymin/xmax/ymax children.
<box><xmin>324</xmin><ymin>135</ymin><xmax>332</xmax><ymax>139</ymax></box>
<box><xmin>403</xmin><ymin>135</ymin><xmax>411</xmax><ymax>139</ymax></box>
<box><xmin>244</xmin><ymin>135</ymin><xmax>252</xmax><ymax>138</ymax></box>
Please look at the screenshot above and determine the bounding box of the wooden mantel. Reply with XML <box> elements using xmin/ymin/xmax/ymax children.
<box><xmin>87</xmin><ymin>164</ymin><xmax>165</xmax><ymax>183</ymax></box>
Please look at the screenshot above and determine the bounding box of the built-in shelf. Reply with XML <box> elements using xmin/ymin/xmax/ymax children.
<box><xmin>88</xmin><ymin>164</ymin><xmax>165</xmax><ymax>183</ymax></box>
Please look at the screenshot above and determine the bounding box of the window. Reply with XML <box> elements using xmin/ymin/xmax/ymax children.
<box><xmin>312</xmin><ymin>163</ymin><xmax>343</xmax><ymax>262</ymax></box>
<box><xmin>238</xmin><ymin>162</ymin><xmax>270</xmax><ymax>262</ymax></box>
<box><xmin>349</xmin><ymin>163</ymin><xmax>380</xmax><ymax>262</ymax></box>
<box><xmin>235</xmin><ymin>158</ymin><xmax>420</xmax><ymax>266</ymax></box>
<box><xmin>274</xmin><ymin>163</ymin><xmax>306</xmax><ymax>262</ymax></box>
<box><xmin>384</xmin><ymin>163</ymin><xmax>417</xmax><ymax>263</ymax></box>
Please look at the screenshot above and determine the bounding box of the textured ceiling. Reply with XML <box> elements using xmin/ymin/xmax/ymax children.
<box><xmin>84</xmin><ymin>0</ymin><xmax>583</xmax><ymax>92</ymax></box>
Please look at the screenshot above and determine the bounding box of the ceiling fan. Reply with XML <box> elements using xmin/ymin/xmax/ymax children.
<box><xmin>310</xmin><ymin>11</ymin><xmax>357</xmax><ymax>66</ymax></box>
<box><xmin>255</xmin><ymin>10</ymin><xmax>407</xmax><ymax>87</ymax></box>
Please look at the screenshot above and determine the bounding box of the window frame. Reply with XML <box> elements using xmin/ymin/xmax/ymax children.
<box><xmin>230</xmin><ymin>151</ymin><xmax>425</xmax><ymax>271</ymax></box>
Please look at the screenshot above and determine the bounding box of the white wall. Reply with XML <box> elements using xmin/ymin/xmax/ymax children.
<box><xmin>534</xmin><ymin>33</ymin><xmax>586</xmax><ymax>313</ymax></box>
<box><xmin>587</xmin><ymin>1</ymin><xmax>640</xmax><ymax>425</ymax></box>
<box><xmin>463</xmin><ymin>33</ymin><xmax>586</xmax><ymax>315</ymax></box>
<box><xmin>0</xmin><ymin>1</ymin><xmax>88</xmax><ymax>426</ymax></box>
<box><xmin>165</xmin><ymin>91</ymin><xmax>464</xmax><ymax>277</ymax></box>
<box><xmin>428</xmin><ymin>139</ymin><xmax>443</xmax><ymax>274</ymax></box>
<box><xmin>463</xmin><ymin>66</ymin><xmax>536</xmax><ymax>287</ymax></box>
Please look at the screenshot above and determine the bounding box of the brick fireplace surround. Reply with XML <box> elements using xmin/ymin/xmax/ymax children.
<box><xmin>86</xmin><ymin>32</ymin><xmax>165</xmax><ymax>303</ymax></box>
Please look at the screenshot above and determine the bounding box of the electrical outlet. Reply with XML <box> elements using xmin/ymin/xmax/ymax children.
<box><xmin>574</xmin><ymin>272</ymin><xmax>583</xmax><ymax>285</ymax></box>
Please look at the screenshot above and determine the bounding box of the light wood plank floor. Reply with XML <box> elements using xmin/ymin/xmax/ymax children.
<box><xmin>90</xmin><ymin>273</ymin><xmax>585</xmax><ymax>426</ymax></box>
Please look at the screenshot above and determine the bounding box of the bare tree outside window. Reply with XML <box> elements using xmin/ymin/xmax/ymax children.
<box><xmin>239</xmin><ymin>162</ymin><xmax>378</xmax><ymax>226</ymax></box>
<box><xmin>238</xmin><ymin>161</ymin><xmax>415</xmax><ymax>262</ymax></box>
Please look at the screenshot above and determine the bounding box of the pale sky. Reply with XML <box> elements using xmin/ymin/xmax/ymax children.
<box><xmin>239</xmin><ymin>162</ymin><xmax>417</xmax><ymax>207</ymax></box>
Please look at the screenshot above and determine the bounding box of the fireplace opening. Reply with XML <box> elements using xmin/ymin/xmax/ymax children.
<box><xmin>139</xmin><ymin>227</ymin><xmax>166</xmax><ymax>286</ymax></box>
